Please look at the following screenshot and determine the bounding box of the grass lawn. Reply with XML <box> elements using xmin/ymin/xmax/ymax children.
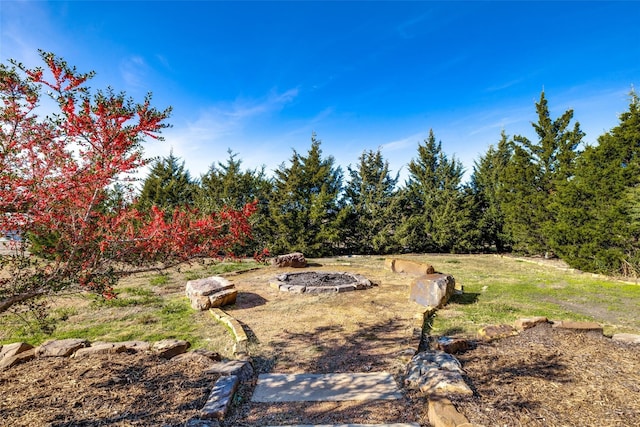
<box><xmin>2</xmin><ymin>254</ymin><xmax>639</xmax><ymax>351</ymax></box>
<box><xmin>0</xmin><ymin>259</ymin><xmax>264</xmax><ymax>357</ymax></box>
<box><xmin>405</xmin><ymin>253</ymin><xmax>640</xmax><ymax>337</ymax></box>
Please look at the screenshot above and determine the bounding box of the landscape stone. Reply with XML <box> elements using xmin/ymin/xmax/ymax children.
<box><xmin>73</xmin><ymin>342</ymin><xmax>128</xmax><ymax>358</ymax></box>
<box><xmin>272</xmin><ymin>252</ymin><xmax>307</xmax><ymax>268</ymax></box>
<box><xmin>389</xmin><ymin>258</ymin><xmax>436</xmax><ymax>275</ymax></box>
<box><xmin>612</xmin><ymin>333</ymin><xmax>640</xmax><ymax>344</ymax></box>
<box><xmin>478</xmin><ymin>324</ymin><xmax>518</xmax><ymax>341</ymax></box>
<box><xmin>186</xmin><ymin>276</ymin><xmax>236</xmax><ymax>310</ymax></box>
<box><xmin>514</xmin><ymin>316</ymin><xmax>549</xmax><ymax>331</ymax></box>
<box><xmin>418</xmin><ymin>369</ymin><xmax>473</xmax><ymax>396</ymax></box>
<box><xmin>185</xmin><ymin>419</ymin><xmax>221</xmax><ymax>427</ymax></box>
<box><xmin>428</xmin><ymin>397</ymin><xmax>472</xmax><ymax>427</ymax></box>
<box><xmin>289</xmin><ymin>284</ymin><xmax>306</xmax><ymax>293</ymax></box>
<box><xmin>170</xmin><ymin>351</ymin><xmax>218</xmax><ymax>365</ymax></box>
<box><xmin>409</xmin><ymin>274</ymin><xmax>456</xmax><ymax>309</ymax></box>
<box><xmin>265</xmin><ymin>424</ymin><xmax>421</xmax><ymax>427</ymax></box>
<box><xmin>551</xmin><ymin>320</ymin><xmax>603</xmax><ymax>334</ymax></box>
<box><xmin>206</xmin><ymin>360</ymin><xmax>254</xmax><ymax>382</ymax></box>
<box><xmin>201</xmin><ymin>375</ymin><xmax>239</xmax><ymax>420</ymax></box>
<box><xmin>152</xmin><ymin>339</ymin><xmax>190</xmax><ymax>359</ymax></box>
<box><xmin>0</xmin><ymin>342</ymin><xmax>33</xmax><ymax>360</ymax></box>
<box><xmin>191</xmin><ymin>348</ymin><xmax>222</xmax><ymax>361</ymax></box>
<box><xmin>252</xmin><ymin>372</ymin><xmax>403</xmax><ymax>402</ymax></box>
<box><xmin>186</xmin><ymin>276</ymin><xmax>235</xmax><ymax>297</ymax></box>
<box><xmin>435</xmin><ymin>337</ymin><xmax>470</xmax><ymax>354</ymax></box>
<box><xmin>119</xmin><ymin>340</ymin><xmax>151</xmax><ymax>352</ymax></box>
<box><xmin>209</xmin><ymin>288</ymin><xmax>237</xmax><ymax>308</ymax></box>
<box><xmin>335</xmin><ymin>284</ymin><xmax>357</xmax><ymax>292</ymax></box>
<box><xmin>0</xmin><ymin>347</ymin><xmax>36</xmax><ymax>371</ymax></box>
<box><xmin>36</xmin><ymin>338</ymin><xmax>89</xmax><ymax>357</ymax></box>
<box><xmin>191</xmin><ymin>295</ymin><xmax>212</xmax><ymax>310</ymax></box>
<box><xmin>405</xmin><ymin>351</ymin><xmax>472</xmax><ymax>397</ymax></box>
<box><xmin>384</xmin><ymin>258</ymin><xmax>396</xmax><ymax>271</ymax></box>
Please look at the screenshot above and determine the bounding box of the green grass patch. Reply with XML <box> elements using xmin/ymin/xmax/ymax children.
<box><xmin>0</xmin><ymin>259</ymin><xmax>267</xmax><ymax>354</ymax></box>
<box><xmin>407</xmin><ymin>254</ymin><xmax>640</xmax><ymax>337</ymax></box>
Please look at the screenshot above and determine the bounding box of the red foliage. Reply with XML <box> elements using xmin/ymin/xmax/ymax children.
<box><xmin>0</xmin><ymin>52</ymin><xmax>256</xmax><ymax>312</ymax></box>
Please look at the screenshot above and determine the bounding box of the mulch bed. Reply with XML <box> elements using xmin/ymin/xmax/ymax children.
<box><xmin>0</xmin><ymin>352</ymin><xmax>218</xmax><ymax>426</ymax></box>
<box><xmin>1</xmin><ymin>324</ymin><xmax>639</xmax><ymax>426</ymax></box>
<box><xmin>450</xmin><ymin>323</ymin><xmax>640</xmax><ymax>426</ymax></box>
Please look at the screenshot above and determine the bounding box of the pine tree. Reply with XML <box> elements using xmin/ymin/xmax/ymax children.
<box><xmin>196</xmin><ymin>149</ymin><xmax>272</xmax><ymax>253</ymax></box>
<box><xmin>470</xmin><ymin>131</ymin><xmax>513</xmax><ymax>252</ymax></box>
<box><xmin>137</xmin><ymin>152</ymin><xmax>196</xmax><ymax>212</ymax></box>
<box><xmin>397</xmin><ymin>130</ymin><xmax>469</xmax><ymax>252</ymax></box>
<box><xmin>552</xmin><ymin>90</ymin><xmax>640</xmax><ymax>274</ymax></box>
<box><xmin>341</xmin><ymin>149</ymin><xmax>399</xmax><ymax>254</ymax></box>
<box><xmin>501</xmin><ymin>92</ymin><xmax>583</xmax><ymax>254</ymax></box>
<box><xmin>268</xmin><ymin>134</ymin><xmax>343</xmax><ymax>256</ymax></box>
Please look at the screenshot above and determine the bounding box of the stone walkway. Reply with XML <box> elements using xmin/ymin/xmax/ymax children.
<box><xmin>252</xmin><ymin>372</ymin><xmax>403</xmax><ymax>403</ymax></box>
<box><xmin>266</xmin><ymin>424</ymin><xmax>421</xmax><ymax>427</ymax></box>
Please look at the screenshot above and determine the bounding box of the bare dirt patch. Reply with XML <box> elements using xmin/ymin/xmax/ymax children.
<box><xmin>451</xmin><ymin>323</ymin><xmax>640</xmax><ymax>426</ymax></box>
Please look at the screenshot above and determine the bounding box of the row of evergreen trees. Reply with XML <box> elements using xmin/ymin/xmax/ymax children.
<box><xmin>135</xmin><ymin>91</ymin><xmax>640</xmax><ymax>276</ymax></box>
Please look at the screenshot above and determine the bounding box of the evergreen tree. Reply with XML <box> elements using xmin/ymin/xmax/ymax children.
<box><xmin>341</xmin><ymin>149</ymin><xmax>399</xmax><ymax>254</ymax></box>
<box><xmin>268</xmin><ymin>134</ymin><xmax>342</xmax><ymax>256</ymax></box>
<box><xmin>196</xmin><ymin>150</ymin><xmax>273</xmax><ymax>253</ymax></box>
<box><xmin>470</xmin><ymin>131</ymin><xmax>513</xmax><ymax>252</ymax></box>
<box><xmin>396</xmin><ymin>130</ymin><xmax>470</xmax><ymax>252</ymax></box>
<box><xmin>137</xmin><ymin>152</ymin><xmax>196</xmax><ymax>212</ymax></box>
<box><xmin>501</xmin><ymin>92</ymin><xmax>583</xmax><ymax>254</ymax></box>
<box><xmin>552</xmin><ymin>90</ymin><xmax>640</xmax><ymax>274</ymax></box>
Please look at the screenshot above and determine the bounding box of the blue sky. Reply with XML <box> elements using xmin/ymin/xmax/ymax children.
<box><xmin>2</xmin><ymin>1</ymin><xmax>639</xmax><ymax>183</ymax></box>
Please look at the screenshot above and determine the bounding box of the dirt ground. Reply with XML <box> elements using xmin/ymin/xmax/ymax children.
<box><xmin>1</xmin><ymin>258</ymin><xmax>640</xmax><ymax>426</ymax></box>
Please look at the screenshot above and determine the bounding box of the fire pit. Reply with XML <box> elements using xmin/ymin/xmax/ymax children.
<box><xmin>270</xmin><ymin>271</ymin><xmax>376</xmax><ymax>294</ymax></box>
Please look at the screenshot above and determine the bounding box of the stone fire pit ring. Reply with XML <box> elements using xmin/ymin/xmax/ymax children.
<box><xmin>270</xmin><ymin>271</ymin><xmax>376</xmax><ymax>294</ymax></box>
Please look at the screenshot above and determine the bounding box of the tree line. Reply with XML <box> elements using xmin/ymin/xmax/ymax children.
<box><xmin>137</xmin><ymin>91</ymin><xmax>640</xmax><ymax>277</ymax></box>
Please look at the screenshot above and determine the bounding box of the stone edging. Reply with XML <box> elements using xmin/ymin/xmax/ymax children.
<box><xmin>209</xmin><ymin>307</ymin><xmax>249</xmax><ymax>355</ymax></box>
<box><xmin>269</xmin><ymin>271</ymin><xmax>376</xmax><ymax>294</ymax></box>
<box><xmin>384</xmin><ymin>258</ymin><xmax>474</xmax><ymax>427</ymax></box>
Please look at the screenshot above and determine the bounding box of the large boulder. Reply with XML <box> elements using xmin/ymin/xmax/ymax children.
<box><xmin>186</xmin><ymin>276</ymin><xmax>237</xmax><ymax>310</ymax></box>
<box><xmin>409</xmin><ymin>274</ymin><xmax>455</xmax><ymax>309</ymax></box>
<box><xmin>271</xmin><ymin>252</ymin><xmax>307</xmax><ymax>268</ymax></box>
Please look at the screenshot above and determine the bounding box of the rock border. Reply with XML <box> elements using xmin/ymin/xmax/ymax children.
<box><xmin>269</xmin><ymin>271</ymin><xmax>376</xmax><ymax>294</ymax></box>
<box><xmin>209</xmin><ymin>307</ymin><xmax>249</xmax><ymax>355</ymax></box>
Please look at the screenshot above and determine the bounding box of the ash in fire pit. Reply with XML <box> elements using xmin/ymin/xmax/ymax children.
<box><xmin>270</xmin><ymin>271</ymin><xmax>376</xmax><ymax>294</ymax></box>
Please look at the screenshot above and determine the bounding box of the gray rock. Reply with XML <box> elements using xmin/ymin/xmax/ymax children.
<box><xmin>409</xmin><ymin>274</ymin><xmax>455</xmax><ymax>309</ymax></box>
<box><xmin>612</xmin><ymin>333</ymin><xmax>640</xmax><ymax>344</ymax></box>
<box><xmin>405</xmin><ymin>350</ymin><xmax>472</xmax><ymax>397</ymax></box>
<box><xmin>206</xmin><ymin>360</ymin><xmax>254</xmax><ymax>382</ymax></box>
<box><xmin>200</xmin><ymin>375</ymin><xmax>239</xmax><ymax>420</ymax></box>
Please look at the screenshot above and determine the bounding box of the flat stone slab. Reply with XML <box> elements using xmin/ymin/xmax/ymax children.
<box><xmin>267</xmin><ymin>424</ymin><xmax>421</xmax><ymax>427</ymax></box>
<box><xmin>252</xmin><ymin>373</ymin><xmax>403</xmax><ymax>402</ymax></box>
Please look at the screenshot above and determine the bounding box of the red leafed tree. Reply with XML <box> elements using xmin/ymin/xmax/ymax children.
<box><xmin>0</xmin><ymin>51</ymin><xmax>256</xmax><ymax>317</ymax></box>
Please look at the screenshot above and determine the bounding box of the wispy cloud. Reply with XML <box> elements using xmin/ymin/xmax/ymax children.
<box><xmin>396</xmin><ymin>13</ymin><xmax>430</xmax><ymax>39</ymax></box>
<box><xmin>119</xmin><ymin>55</ymin><xmax>150</xmax><ymax>89</ymax></box>
<box><xmin>141</xmin><ymin>87</ymin><xmax>301</xmax><ymax>178</ymax></box>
